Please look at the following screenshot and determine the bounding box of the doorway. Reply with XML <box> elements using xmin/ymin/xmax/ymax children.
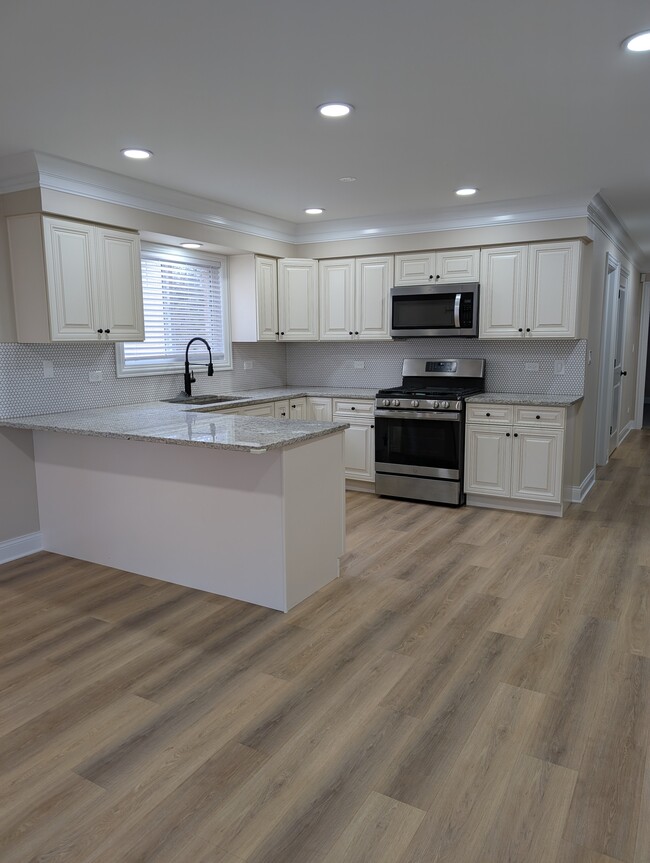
<box><xmin>596</xmin><ymin>253</ymin><xmax>628</xmax><ymax>464</ymax></box>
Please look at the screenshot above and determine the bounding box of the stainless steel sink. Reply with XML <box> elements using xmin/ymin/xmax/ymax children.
<box><xmin>163</xmin><ymin>394</ymin><xmax>242</xmax><ymax>405</ymax></box>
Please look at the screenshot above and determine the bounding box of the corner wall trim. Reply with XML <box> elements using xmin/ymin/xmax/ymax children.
<box><xmin>0</xmin><ymin>532</ymin><xmax>43</xmax><ymax>565</ymax></box>
<box><xmin>569</xmin><ymin>468</ymin><xmax>596</xmax><ymax>503</ymax></box>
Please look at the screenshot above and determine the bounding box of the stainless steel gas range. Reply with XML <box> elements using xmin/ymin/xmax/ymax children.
<box><xmin>374</xmin><ymin>358</ymin><xmax>486</xmax><ymax>506</ymax></box>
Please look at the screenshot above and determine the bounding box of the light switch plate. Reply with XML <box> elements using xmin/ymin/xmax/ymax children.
<box><xmin>88</xmin><ymin>370</ymin><xmax>103</xmax><ymax>383</ymax></box>
<box><xmin>554</xmin><ymin>360</ymin><xmax>566</xmax><ymax>375</ymax></box>
<box><xmin>354</xmin><ymin>361</ymin><xmax>365</xmax><ymax>369</ymax></box>
<box><xmin>43</xmin><ymin>360</ymin><xmax>54</xmax><ymax>378</ymax></box>
<box><xmin>243</xmin><ymin>361</ymin><xmax>253</xmax><ymax>370</ymax></box>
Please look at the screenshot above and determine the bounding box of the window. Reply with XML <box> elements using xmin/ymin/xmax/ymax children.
<box><xmin>116</xmin><ymin>243</ymin><xmax>231</xmax><ymax>377</ymax></box>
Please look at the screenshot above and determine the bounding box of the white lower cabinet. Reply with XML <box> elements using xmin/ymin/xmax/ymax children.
<box><xmin>333</xmin><ymin>399</ymin><xmax>375</xmax><ymax>483</ymax></box>
<box><xmin>465</xmin><ymin>403</ymin><xmax>569</xmax><ymax>516</ymax></box>
<box><xmin>307</xmin><ymin>397</ymin><xmax>333</xmax><ymax>422</ymax></box>
<box><xmin>240</xmin><ymin>402</ymin><xmax>276</xmax><ymax>417</ymax></box>
<box><xmin>273</xmin><ymin>400</ymin><xmax>290</xmax><ymax>419</ymax></box>
<box><xmin>289</xmin><ymin>397</ymin><xmax>307</xmax><ymax>420</ymax></box>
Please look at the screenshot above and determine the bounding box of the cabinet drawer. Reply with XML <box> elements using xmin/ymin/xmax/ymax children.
<box><xmin>466</xmin><ymin>404</ymin><xmax>514</xmax><ymax>424</ymax></box>
<box><xmin>513</xmin><ymin>406</ymin><xmax>565</xmax><ymax>428</ymax></box>
<box><xmin>332</xmin><ymin>399</ymin><xmax>374</xmax><ymax>416</ymax></box>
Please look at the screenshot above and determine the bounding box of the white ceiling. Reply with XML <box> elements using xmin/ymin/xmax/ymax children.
<box><xmin>1</xmin><ymin>0</ymin><xmax>650</xmax><ymax>256</ymax></box>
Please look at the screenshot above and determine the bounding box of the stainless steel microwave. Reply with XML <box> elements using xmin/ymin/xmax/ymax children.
<box><xmin>390</xmin><ymin>282</ymin><xmax>479</xmax><ymax>338</ymax></box>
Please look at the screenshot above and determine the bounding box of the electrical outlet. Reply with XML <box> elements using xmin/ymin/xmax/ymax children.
<box><xmin>243</xmin><ymin>360</ymin><xmax>253</xmax><ymax>370</ymax></box>
<box><xmin>554</xmin><ymin>360</ymin><xmax>565</xmax><ymax>375</ymax></box>
<box><xmin>43</xmin><ymin>360</ymin><xmax>54</xmax><ymax>379</ymax></box>
<box><xmin>525</xmin><ymin>362</ymin><xmax>539</xmax><ymax>372</ymax></box>
<box><xmin>88</xmin><ymin>370</ymin><xmax>103</xmax><ymax>383</ymax></box>
<box><xmin>354</xmin><ymin>361</ymin><xmax>365</xmax><ymax>369</ymax></box>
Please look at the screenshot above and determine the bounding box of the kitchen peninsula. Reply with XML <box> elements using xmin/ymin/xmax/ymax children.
<box><xmin>0</xmin><ymin>401</ymin><xmax>348</xmax><ymax>611</ymax></box>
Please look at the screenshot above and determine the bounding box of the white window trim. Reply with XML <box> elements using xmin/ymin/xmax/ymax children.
<box><xmin>115</xmin><ymin>243</ymin><xmax>232</xmax><ymax>378</ymax></box>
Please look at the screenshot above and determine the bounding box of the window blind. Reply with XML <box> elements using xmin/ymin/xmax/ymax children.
<box><xmin>120</xmin><ymin>248</ymin><xmax>230</xmax><ymax>374</ymax></box>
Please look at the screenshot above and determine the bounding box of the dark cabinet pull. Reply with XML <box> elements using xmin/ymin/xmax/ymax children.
<box><xmin>506</xmin><ymin>432</ymin><xmax>510</xmax><ymax>437</ymax></box>
<box><xmin>621</xmin><ymin>370</ymin><xmax>627</xmax><ymax>376</ymax></box>
<box><xmin>275</xmin><ymin>331</ymin><xmax>279</xmax><ymax>335</ymax></box>
<box><xmin>97</xmin><ymin>328</ymin><xmax>103</xmax><ymax>333</ymax></box>
<box><xmin>536</xmin><ymin>414</ymin><xmax>541</xmax><ymax>420</ymax></box>
<box><xmin>354</xmin><ymin>331</ymin><xmax>359</xmax><ymax>335</ymax></box>
<box><xmin>280</xmin><ymin>331</ymin><xmax>285</xmax><ymax>335</ymax></box>
<box><xmin>435</xmin><ymin>274</ymin><xmax>440</xmax><ymax>280</ymax></box>
<box><xmin>518</xmin><ymin>328</ymin><xmax>523</xmax><ymax>333</ymax></box>
<box><xmin>105</xmin><ymin>328</ymin><xmax>110</xmax><ymax>334</ymax></box>
<box><xmin>514</xmin><ymin>433</ymin><xmax>519</xmax><ymax>437</ymax></box>
<box><xmin>526</xmin><ymin>328</ymin><xmax>531</xmax><ymax>333</ymax></box>
<box><xmin>349</xmin><ymin>331</ymin><xmax>353</xmax><ymax>335</ymax></box>
<box><xmin>428</xmin><ymin>274</ymin><xmax>434</xmax><ymax>280</ymax></box>
<box><xmin>486</xmin><ymin>412</ymin><xmax>491</xmax><ymax>417</ymax></box>
<box><xmin>370</xmin><ymin>424</ymin><xmax>374</xmax><ymax>429</ymax></box>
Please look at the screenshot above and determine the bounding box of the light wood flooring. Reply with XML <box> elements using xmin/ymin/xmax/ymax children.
<box><xmin>1</xmin><ymin>428</ymin><xmax>649</xmax><ymax>863</ymax></box>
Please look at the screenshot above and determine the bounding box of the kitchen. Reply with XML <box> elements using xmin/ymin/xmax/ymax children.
<box><xmin>1</xmin><ymin>1</ymin><xmax>650</xmax><ymax>861</ymax></box>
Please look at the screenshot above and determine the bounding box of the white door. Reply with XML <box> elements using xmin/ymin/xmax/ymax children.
<box><xmin>44</xmin><ymin>218</ymin><xmax>99</xmax><ymax>340</ymax></box>
<box><xmin>274</xmin><ymin>399</ymin><xmax>290</xmax><ymax>419</ymax></box>
<box><xmin>242</xmin><ymin>403</ymin><xmax>276</xmax><ymax>417</ymax></box>
<box><xmin>394</xmin><ymin>253</ymin><xmax>436</xmax><ymax>286</ymax></box>
<box><xmin>278</xmin><ymin>259</ymin><xmax>318</xmax><ymax>340</ymax></box>
<box><xmin>526</xmin><ymin>242</ymin><xmax>580</xmax><ymax>338</ymax></box>
<box><xmin>355</xmin><ymin>257</ymin><xmax>393</xmax><ymax>339</ymax></box>
<box><xmin>464</xmin><ymin>425</ymin><xmax>511</xmax><ymax>496</ymax></box>
<box><xmin>289</xmin><ymin>398</ymin><xmax>307</xmax><ymax>420</ymax></box>
<box><xmin>436</xmin><ymin>249</ymin><xmax>480</xmax><ymax>282</ymax></box>
<box><xmin>342</xmin><ymin>421</ymin><xmax>375</xmax><ymax>481</ymax></box>
<box><xmin>256</xmin><ymin>257</ymin><xmax>279</xmax><ymax>341</ymax></box>
<box><xmin>319</xmin><ymin>259</ymin><xmax>355</xmax><ymax>340</ymax></box>
<box><xmin>511</xmin><ymin>428</ymin><xmax>564</xmax><ymax>502</ymax></box>
<box><xmin>609</xmin><ymin>276</ymin><xmax>627</xmax><ymax>455</ymax></box>
<box><xmin>479</xmin><ymin>246</ymin><xmax>528</xmax><ymax>338</ymax></box>
<box><xmin>97</xmin><ymin>228</ymin><xmax>144</xmax><ymax>341</ymax></box>
<box><xmin>307</xmin><ymin>398</ymin><xmax>333</xmax><ymax>421</ymax></box>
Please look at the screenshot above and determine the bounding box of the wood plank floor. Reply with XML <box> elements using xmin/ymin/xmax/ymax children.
<box><xmin>1</xmin><ymin>427</ymin><xmax>648</xmax><ymax>863</ymax></box>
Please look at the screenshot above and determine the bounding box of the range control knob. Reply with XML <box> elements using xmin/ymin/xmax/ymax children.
<box><xmin>391</xmin><ymin>399</ymin><xmax>400</xmax><ymax>407</ymax></box>
<box><xmin>441</xmin><ymin>400</ymin><xmax>450</xmax><ymax>409</ymax></box>
<box><xmin>411</xmin><ymin>399</ymin><xmax>419</xmax><ymax>408</ymax></box>
<box><xmin>382</xmin><ymin>399</ymin><xmax>390</xmax><ymax>407</ymax></box>
<box><xmin>432</xmin><ymin>400</ymin><xmax>440</xmax><ymax>409</ymax></box>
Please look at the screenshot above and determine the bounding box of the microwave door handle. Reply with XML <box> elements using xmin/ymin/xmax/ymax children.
<box><xmin>454</xmin><ymin>293</ymin><xmax>461</xmax><ymax>328</ymax></box>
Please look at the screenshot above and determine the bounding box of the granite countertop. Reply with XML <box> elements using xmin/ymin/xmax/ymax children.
<box><xmin>0</xmin><ymin>401</ymin><xmax>349</xmax><ymax>454</ymax></box>
<box><xmin>466</xmin><ymin>392</ymin><xmax>583</xmax><ymax>407</ymax></box>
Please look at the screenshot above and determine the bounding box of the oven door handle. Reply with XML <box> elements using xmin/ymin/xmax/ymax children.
<box><xmin>374</xmin><ymin>409</ymin><xmax>462</xmax><ymax>422</ymax></box>
<box><xmin>454</xmin><ymin>293</ymin><xmax>461</xmax><ymax>328</ymax></box>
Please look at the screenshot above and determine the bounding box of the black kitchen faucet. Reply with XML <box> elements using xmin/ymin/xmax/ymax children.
<box><xmin>184</xmin><ymin>337</ymin><xmax>214</xmax><ymax>396</ymax></box>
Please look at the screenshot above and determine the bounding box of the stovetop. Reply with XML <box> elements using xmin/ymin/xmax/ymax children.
<box><xmin>377</xmin><ymin>385</ymin><xmax>484</xmax><ymax>400</ymax></box>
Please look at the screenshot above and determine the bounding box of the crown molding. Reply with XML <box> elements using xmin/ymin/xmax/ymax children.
<box><xmin>588</xmin><ymin>193</ymin><xmax>647</xmax><ymax>268</ymax></box>
<box><xmin>0</xmin><ymin>150</ymin><xmax>602</xmax><ymax>247</ymax></box>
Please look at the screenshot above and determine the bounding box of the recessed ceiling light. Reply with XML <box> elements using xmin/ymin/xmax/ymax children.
<box><xmin>180</xmin><ymin>242</ymin><xmax>203</xmax><ymax>249</ymax></box>
<box><xmin>623</xmin><ymin>30</ymin><xmax>650</xmax><ymax>52</ymax></box>
<box><xmin>121</xmin><ymin>148</ymin><xmax>153</xmax><ymax>160</ymax></box>
<box><xmin>318</xmin><ymin>103</ymin><xmax>353</xmax><ymax>118</ymax></box>
<box><xmin>304</xmin><ymin>207</ymin><xmax>325</xmax><ymax>215</ymax></box>
<box><xmin>455</xmin><ymin>187</ymin><xmax>478</xmax><ymax>196</ymax></box>
<box><xmin>339</xmin><ymin>176</ymin><xmax>357</xmax><ymax>182</ymax></box>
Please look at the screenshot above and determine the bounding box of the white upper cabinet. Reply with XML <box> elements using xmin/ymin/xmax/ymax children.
<box><xmin>320</xmin><ymin>256</ymin><xmax>392</xmax><ymax>340</ymax></box>
<box><xmin>355</xmin><ymin>256</ymin><xmax>393</xmax><ymax>339</ymax></box>
<box><xmin>7</xmin><ymin>214</ymin><xmax>143</xmax><ymax>343</ymax></box>
<box><xmin>278</xmin><ymin>258</ymin><xmax>319</xmax><ymax>341</ymax></box>
<box><xmin>230</xmin><ymin>255</ymin><xmax>279</xmax><ymax>342</ymax></box>
<box><xmin>395</xmin><ymin>249</ymin><xmax>479</xmax><ymax>285</ymax></box>
<box><xmin>479</xmin><ymin>246</ymin><xmax>528</xmax><ymax>338</ymax></box>
<box><xmin>319</xmin><ymin>259</ymin><xmax>355</xmax><ymax>340</ymax></box>
<box><xmin>480</xmin><ymin>241</ymin><xmax>583</xmax><ymax>339</ymax></box>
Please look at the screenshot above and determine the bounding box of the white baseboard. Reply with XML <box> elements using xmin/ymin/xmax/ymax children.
<box><xmin>0</xmin><ymin>531</ymin><xmax>43</xmax><ymax>565</ymax></box>
<box><xmin>619</xmin><ymin>420</ymin><xmax>635</xmax><ymax>444</ymax></box>
<box><xmin>568</xmin><ymin>468</ymin><xmax>596</xmax><ymax>504</ymax></box>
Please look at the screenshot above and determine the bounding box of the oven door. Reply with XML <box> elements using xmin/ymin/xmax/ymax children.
<box><xmin>374</xmin><ymin>410</ymin><xmax>463</xmax><ymax>479</ymax></box>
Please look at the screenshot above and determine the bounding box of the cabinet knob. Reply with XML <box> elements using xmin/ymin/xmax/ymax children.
<box><xmin>349</xmin><ymin>331</ymin><xmax>353</xmax><ymax>335</ymax></box>
<box><xmin>536</xmin><ymin>415</ymin><xmax>541</xmax><ymax>420</ymax></box>
<box><xmin>518</xmin><ymin>328</ymin><xmax>523</xmax><ymax>333</ymax></box>
<box><xmin>371</xmin><ymin>424</ymin><xmax>374</xmax><ymax>429</ymax></box>
<box><xmin>435</xmin><ymin>274</ymin><xmax>440</xmax><ymax>280</ymax></box>
<box><xmin>275</xmin><ymin>331</ymin><xmax>279</xmax><ymax>335</ymax></box>
<box><xmin>354</xmin><ymin>331</ymin><xmax>359</xmax><ymax>335</ymax></box>
<box><xmin>428</xmin><ymin>274</ymin><xmax>434</xmax><ymax>280</ymax></box>
<box><xmin>506</xmin><ymin>432</ymin><xmax>510</xmax><ymax>437</ymax></box>
<box><xmin>514</xmin><ymin>433</ymin><xmax>519</xmax><ymax>437</ymax></box>
<box><xmin>526</xmin><ymin>328</ymin><xmax>531</xmax><ymax>333</ymax></box>
<box><xmin>105</xmin><ymin>328</ymin><xmax>110</xmax><ymax>334</ymax></box>
<box><xmin>486</xmin><ymin>412</ymin><xmax>491</xmax><ymax>417</ymax></box>
<box><xmin>280</xmin><ymin>331</ymin><xmax>285</xmax><ymax>336</ymax></box>
<box><xmin>97</xmin><ymin>328</ymin><xmax>104</xmax><ymax>334</ymax></box>
<box><xmin>351</xmin><ymin>406</ymin><xmax>355</xmax><ymax>410</ymax></box>
<box><xmin>621</xmin><ymin>370</ymin><xmax>627</xmax><ymax>376</ymax></box>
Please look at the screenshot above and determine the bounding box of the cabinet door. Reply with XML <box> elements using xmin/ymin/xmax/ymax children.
<box><xmin>289</xmin><ymin>398</ymin><xmax>307</xmax><ymax>420</ymax></box>
<box><xmin>278</xmin><ymin>259</ymin><xmax>318</xmax><ymax>340</ymax></box>
<box><xmin>355</xmin><ymin>256</ymin><xmax>393</xmax><ymax>340</ymax></box>
<box><xmin>394</xmin><ymin>253</ymin><xmax>436</xmax><ymax>286</ymax></box>
<box><xmin>436</xmin><ymin>249</ymin><xmax>479</xmax><ymax>282</ymax></box>
<box><xmin>464</xmin><ymin>424</ymin><xmax>511</xmax><ymax>496</ymax></box>
<box><xmin>97</xmin><ymin>228</ymin><xmax>144</xmax><ymax>341</ymax></box>
<box><xmin>511</xmin><ymin>428</ymin><xmax>564</xmax><ymax>502</ymax></box>
<box><xmin>242</xmin><ymin>402</ymin><xmax>276</xmax><ymax>417</ymax></box>
<box><xmin>319</xmin><ymin>259</ymin><xmax>355</xmax><ymax>340</ymax></box>
<box><xmin>337</xmin><ymin>419</ymin><xmax>375</xmax><ymax>481</ymax></box>
<box><xmin>274</xmin><ymin>399</ymin><xmax>290</xmax><ymax>419</ymax></box>
<box><xmin>526</xmin><ymin>242</ymin><xmax>581</xmax><ymax>338</ymax></box>
<box><xmin>256</xmin><ymin>257</ymin><xmax>279</xmax><ymax>341</ymax></box>
<box><xmin>307</xmin><ymin>397</ymin><xmax>333</xmax><ymax>421</ymax></box>
<box><xmin>43</xmin><ymin>218</ymin><xmax>99</xmax><ymax>340</ymax></box>
<box><xmin>479</xmin><ymin>246</ymin><xmax>528</xmax><ymax>338</ymax></box>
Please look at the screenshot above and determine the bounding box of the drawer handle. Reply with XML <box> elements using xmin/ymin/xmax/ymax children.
<box><xmin>506</xmin><ymin>432</ymin><xmax>510</xmax><ymax>437</ymax></box>
<box><xmin>514</xmin><ymin>433</ymin><xmax>519</xmax><ymax>438</ymax></box>
<box><xmin>485</xmin><ymin>412</ymin><xmax>491</xmax><ymax>417</ymax></box>
<box><xmin>536</xmin><ymin>414</ymin><xmax>541</xmax><ymax>420</ymax></box>
<box><xmin>351</xmin><ymin>406</ymin><xmax>355</xmax><ymax>410</ymax></box>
